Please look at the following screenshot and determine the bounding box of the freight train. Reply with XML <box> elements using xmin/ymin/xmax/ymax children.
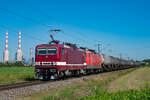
<box><xmin>35</xmin><ymin>40</ymin><xmax>139</xmax><ymax>80</ymax></box>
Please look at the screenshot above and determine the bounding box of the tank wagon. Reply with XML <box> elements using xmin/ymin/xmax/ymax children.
<box><xmin>35</xmin><ymin>41</ymin><xmax>139</xmax><ymax>80</ymax></box>
<box><xmin>101</xmin><ymin>54</ymin><xmax>139</xmax><ymax>71</ymax></box>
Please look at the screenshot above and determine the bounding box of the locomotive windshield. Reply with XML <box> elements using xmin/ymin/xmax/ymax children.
<box><xmin>37</xmin><ymin>48</ymin><xmax>47</xmax><ymax>55</ymax></box>
<box><xmin>47</xmin><ymin>47</ymin><xmax>57</xmax><ymax>55</ymax></box>
<box><xmin>37</xmin><ymin>47</ymin><xmax>57</xmax><ymax>55</ymax></box>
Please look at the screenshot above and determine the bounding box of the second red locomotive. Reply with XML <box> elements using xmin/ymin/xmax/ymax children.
<box><xmin>35</xmin><ymin>41</ymin><xmax>102</xmax><ymax>80</ymax></box>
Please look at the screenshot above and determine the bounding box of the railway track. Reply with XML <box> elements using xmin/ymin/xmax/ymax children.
<box><xmin>0</xmin><ymin>80</ymin><xmax>45</xmax><ymax>91</ymax></box>
<box><xmin>0</xmin><ymin>68</ymin><xmax>137</xmax><ymax>92</ymax></box>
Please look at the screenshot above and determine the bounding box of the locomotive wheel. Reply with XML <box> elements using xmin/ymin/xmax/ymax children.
<box><xmin>77</xmin><ymin>70</ymin><xmax>81</xmax><ymax>77</ymax></box>
<box><xmin>72</xmin><ymin>70</ymin><xmax>81</xmax><ymax>77</ymax></box>
<box><xmin>57</xmin><ymin>71</ymin><xmax>66</xmax><ymax>79</ymax></box>
<box><xmin>41</xmin><ymin>75</ymin><xmax>49</xmax><ymax>81</ymax></box>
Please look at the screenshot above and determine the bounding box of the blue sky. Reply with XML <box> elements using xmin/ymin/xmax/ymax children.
<box><xmin>0</xmin><ymin>0</ymin><xmax>150</xmax><ymax>61</ymax></box>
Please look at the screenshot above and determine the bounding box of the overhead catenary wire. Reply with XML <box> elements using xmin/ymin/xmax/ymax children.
<box><xmin>0</xmin><ymin>6</ymin><xmax>108</xmax><ymax>51</ymax></box>
<box><xmin>0</xmin><ymin>7</ymin><xmax>51</xmax><ymax>28</ymax></box>
<box><xmin>25</xmin><ymin>1</ymin><xmax>59</xmax><ymax>22</ymax></box>
<box><xmin>0</xmin><ymin>7</ymin><xmax>70</xmax><ymax>43</ymax></box>
<box><xmin>0</xmin><ymin>7</ymin><xmax>98</xmax><ymax>44</ymax></box>
<box><xmin>21</xmin><ymin>2</ymin><xmax>104</xmax><ymax>46</ymax></box>
<box><xmin>0</xmin><ymin>25</ymin><xmax>47</xmax><ymax>42</ymax></box>
<box><xmin>25</xmin><ymin>1</ymin><xmax>88</xmax><ymax>40</ymax></box>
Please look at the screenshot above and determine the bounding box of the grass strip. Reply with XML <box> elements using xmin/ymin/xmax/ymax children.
<box><xmin>78</xmin><ymin>89</ymin><xmax>150</xmax><ymax>100</ymax></box>
<box><xmin>0</xmin><ymin>66</ymin><xmax>36</xmax><ymax>85</ymax></box>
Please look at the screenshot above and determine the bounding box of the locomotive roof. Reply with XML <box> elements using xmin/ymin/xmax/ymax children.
<box><xmin>36</xmin><ymin>44</ymin><xmax>78</xmax><ymax>49</ymax></box>
<box><xmin>36</xmin><ymin>44</ymin><xmax>64</xmax><ymax>47</ymax></box>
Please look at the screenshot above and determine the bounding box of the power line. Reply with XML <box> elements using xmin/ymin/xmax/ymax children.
<box><xmin>0</xmin><ymin>7</ymin><xmax>109</xmax><ymax>51</ymax></box>
<box><xmin>25</xmin><ymin>1</ymin><xmax>58</xmax><ymax>22</ymax></box>
<box><xmin>21</xmin><ymin>2</ymin><xmax>103</xmax><ymax>46</ymax></box>
<box><xmin>0</xmin><ymin>25</ymin><xmax>47</xmax><ymax>42</ymax></box>
<box><xmin>24</xmin><ymin>3</ymin><xmax>89</xmax><ymax>44</ymax></box>
<box><xmin>0</xmin><ymin>7</ymin><xmax>71</xmax><ymax>43</ymax></box>
<box><xmin>0</xmin><ymin>7</ymin><xmax>100</xmax><ymax>46</ymax></box>
<box><xmin>23</xmin><ymin>2</ymin><xmax>85</xmax><ymax>44</ymax></box>
<box><xmin>0</xmin><ymin>7</ymin><xmax>51</xmax><ymax>28</ymax></box>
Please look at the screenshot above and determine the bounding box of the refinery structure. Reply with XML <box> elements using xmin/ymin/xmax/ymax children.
<box><xmin>3</xmin><ymin>31</ymin><xmax>23</xmax><ymax>63</ymax></box>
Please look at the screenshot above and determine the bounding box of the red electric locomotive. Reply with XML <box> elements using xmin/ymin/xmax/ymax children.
<box><xmin>35</xmin><ymin>41</ymin><xmax>86</xmax><ymax>80</ymax></box>
<box><xmin>85</xmin><ymin>49</ymin><xmax>102</xmax><ymax>73</ymax></box>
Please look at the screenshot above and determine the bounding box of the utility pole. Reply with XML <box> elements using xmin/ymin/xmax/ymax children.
<box><xmin>30</xmin><ymin>48</ymin><xmax>33</xmax><ymax>65</ymax></box>
<box><xmin>120</xmin><ymin>53</ymin><xmax>122</xmax><ymax>60</ymax></box>
<box><xmin>98</xmin><ymin>44</ymin><xmax>101</xmax><ymax>54</ymax></box>
<box><xmin>119</xmin><ymin>53</ymin><xmax>122</xmax><ymax>65</ymax></box>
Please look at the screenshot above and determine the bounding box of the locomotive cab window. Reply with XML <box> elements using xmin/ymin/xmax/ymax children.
<box><xmin>37</xmin><ymin>48</ymin><xmax>47</xmax><ymax>55</ymax></box>
<box><xmin>47</xmin><ymin>47</ymin><xmax>57</xmax><ymax>55</ymax></box>
<box><xmin>37</xmin><ymin>47</ymin><xmax>57</xmax><ymax>55</ymax></box>
<box><xmin>61</xmin><ymin>48</ymin><xmax>64</xmax><ymax>55</ymax></box>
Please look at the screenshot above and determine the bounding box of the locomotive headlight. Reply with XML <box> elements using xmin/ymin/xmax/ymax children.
<box><xmin>54</xmin><ymin>62</ymin><xmax>57</xmax><ymax>66</ymax></box>
<box><xmin>35</xmin><ymin>62</ymin><xmax>40</xmax><ymax>66</ymax></box>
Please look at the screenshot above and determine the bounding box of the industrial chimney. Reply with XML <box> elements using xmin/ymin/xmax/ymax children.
<box><xmin>16</xmin><ymin>31</ymin><xmax>23</xmax><ymax>61</ymax></box>
<box><xmin>3</xmin><ymin>31</ymin><xmax>9</xmax><ymax>62</ymax></box>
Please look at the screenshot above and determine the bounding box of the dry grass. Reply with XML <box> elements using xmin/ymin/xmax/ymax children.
<box><xmin>108</xmin><ymin>67</ymin><xmax>150</xmax><ymax>92</ymax></box>
<box><xmin>79</xmin><ymin>66</ymin><xmax>150</xmax><ymax>100</ymax></box>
